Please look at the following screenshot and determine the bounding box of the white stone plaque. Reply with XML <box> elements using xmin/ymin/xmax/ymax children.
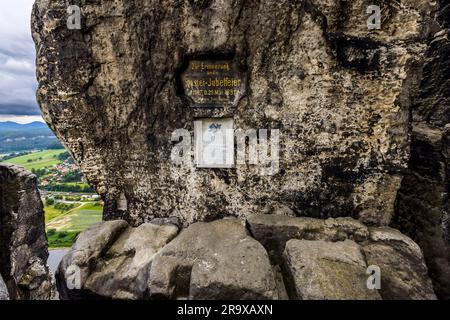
<box><xmin>194</xmin><ymin>118</ymin><xmax>234</xmax><ymax>168</ymax></box>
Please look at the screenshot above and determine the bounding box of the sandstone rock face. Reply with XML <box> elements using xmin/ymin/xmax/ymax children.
<box><xmin>0</xmin><ymin>164</ymin><xmax>54</xmax><ymax>300</ymax></box>
<box><xmin>32</xmin><ymin>0</ymin><xmax>437</xmax><ymax>227</ymax></box>
<box><xmin>56</xmin><ymin>216</ymin><xmax>436</xmax><ymax>300</ymax></box>
<box><xmin>284</xmin><ymin>239</ymin><xmax>381</xmax><ymax>300</ymax></box>
<box><xmin>0</xmin><ymin>274</ymin><xmax>9</xmax><ymax>300</ymax></box>
<box><xmin>149</xmin><ymin>219</ymin><xmax>278</xmax><ymax>300</ymax></box>
<box><xmin>392</xmin><ymin>0</ymin><xmax>450</xmax><ymax>299</ymax></box>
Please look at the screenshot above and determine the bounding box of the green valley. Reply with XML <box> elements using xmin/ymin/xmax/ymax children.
<box><xmin>1</xmin><ymin>147</ymin><xmax>102</xmax><ymax>248</ymax></box>
<box><xmin>45</xmin><ymin>201</ymin><xmax>103</xmax><ymax>248</ymax></box>
<box><xmin>3</xmin><ymin>149</ymin><xmax>65</xmax><ymax>170</ymax></box>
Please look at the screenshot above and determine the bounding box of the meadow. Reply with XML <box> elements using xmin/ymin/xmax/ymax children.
<box><xmin>45</xmin><ymin>202</ymin><xmax>103</xmax><ymax>248</ymax></box>
<box><xmin>2</xmin><ymin>149</ymin><xmax>65</xmax><ymax>170</ymax></box>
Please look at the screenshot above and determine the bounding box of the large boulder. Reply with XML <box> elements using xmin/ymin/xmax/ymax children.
<box><xmin>85</xmin><ymin>223</ymin><xmax>179</xmax><ymax>299</ymax></box>
<box><xmin>362</xmin><ymin>227</ymin><xmax>437</xmax><ymax>300</ymax></box>
<box><xmin>31</xmin><ymin>0</ymin><xmax>437</xmax><ymax>226</ymax></box>
<box><xmin>56</xmin><ymin>220</ymin><xmax>128</xmax><ymax>299</ymax></box>
<box><xmin>57</xmin><ymin>220</ymin><xmax>178</xmax><ymax>299</ymax></box>
<box><xmin>148</xmin><ymin>219</ymin><xmax>278</xmax><ymax>299</ymax></box>
<box><xmin>283</xmin><ymin>239</ymin><xmax>381</xmax><ymax>300</ymax></box>
<box><xmin>58</xmin><ymin>218</ymin><xmax>278</xmax><ymax>300</ymax></box>
<box><xmin>247</xmin><ymin>214</ymin><xmax>369</xmax><ymax>263</ymax></box>
<box><xmin>0</xmin><ymin>164</ymin><xmax>54</xmax><ymax>300</ymax></box>
<box><xmin>248</xmin><ymin>214</ymin><xmax>437</xmax><ymax>300</ymax></box>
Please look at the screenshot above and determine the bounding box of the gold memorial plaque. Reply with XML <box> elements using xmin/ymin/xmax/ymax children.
<box><xmin>180</xmin><ymin>59</ymin><xmax>246</xmax><ymax>107</ymax></box>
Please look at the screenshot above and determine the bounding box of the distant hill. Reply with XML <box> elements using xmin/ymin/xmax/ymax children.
<box><xmin>0</xmin><ymin>121</ymin><xmax>62</xmax><ymax>153</ymax></box>
<box><xmin>0</xmin><ymin>121</ymin><xmax>50</xmax><ymax>130</ymax></box>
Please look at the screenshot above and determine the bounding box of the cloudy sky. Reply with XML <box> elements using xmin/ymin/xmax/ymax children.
<box><xmin>0</xmin><ymin>0</ymin><xmax>43</xmax><ymax>123</ymax></box>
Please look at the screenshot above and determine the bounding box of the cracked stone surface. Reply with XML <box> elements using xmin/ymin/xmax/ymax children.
<box><xmin>0</xmin><ymin>274</ymin><xmax>9</xmax><ymax>300</ymax></box>
<box><xmin>362</xmin><ymin>227</ymin><xmax>437</xmax><ymax>300</ymax></box>
<box><xmin>247</xmin><ymin>214</ymin><xmax>369</xmax><ymax>263</ymax></box>
<box><xmin>391</xmin><ymin>0</ymin><xmax>450</xmax><ymax>299</ymax></box>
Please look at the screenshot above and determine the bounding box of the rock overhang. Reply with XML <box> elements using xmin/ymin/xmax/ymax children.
<box><xmin>32</xmin><ymin>0</ymin><xmax>436</xmax><ymax>226</ymax></box>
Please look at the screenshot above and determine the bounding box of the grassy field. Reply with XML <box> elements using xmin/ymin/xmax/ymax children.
<box><xmin>2</xmin><ymin>149</ymin><xmax>65</xmax><ymax>170</ymax></box>
<box><xmin>45</xmin><ymin>202</ymin><xmax>103</xmax><ymax>248</ymax></box>
<box><xmin>2</xmin><ymin>148</ymin><xmax>102</xmax><ymax>248</ymax></box>
<box><xmin>46</xmin><ymin>202</ymin><xmax>102</xmax><ymax>232</ymax></box>
<box><xmin>44</xmin><ymin>204</ymin><xmax>74</xmax><ymax>223</ymax></box>
<box><xmin>46</xmin><ymin>230</ymin><xmax>80</xmax><ymax>248</ymax></box>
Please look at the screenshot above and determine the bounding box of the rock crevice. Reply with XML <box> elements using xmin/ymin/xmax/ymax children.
<box><xmin>392</xmin><ymin>0</ymin><xmax>450</xmax><ymax>299</ymax></box>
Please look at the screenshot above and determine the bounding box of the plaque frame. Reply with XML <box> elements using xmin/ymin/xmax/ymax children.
<box><xmin>194</xmin><ymin>118</ymin><xmax>234</xmax><ymax>168</ymax></box>
<box><xmin>176</xmin><ymin>52</ymin><xmax>247</xmax><ymax>108</ymax></box>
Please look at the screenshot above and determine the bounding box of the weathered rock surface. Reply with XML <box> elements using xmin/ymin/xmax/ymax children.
<box><xmin>362</xmin><ymin>227</ymin><xmax>437</xmax><ymax>300</ymax></box>
<box><xmin>32</xmin><ymin>0</ymin><xmax>437</xmax><ymax>227</ymax></box>
<box><xmin>85</xmin><ymin>223</ymin><xmax>178</xmax><ymax>299</ymax></box>
<box><xmin>149</xmin><ymin>219</ymin><xmax>278</xmax><ymax>300</ymax></box>
<box><xmin>57</xmin><ymin>220</ymin><xmax>177</xmax><ymax>299</ymax></box>
<box><xmin>31</xmin><ymin>0</ymin><xmax>449</xmax><ymax>300</ymax></box>
<box><xmin>56</xmin><ymin>220</ymin><xmax>128</xmax><ymax>298</ymax></box>
<box><xmin>58</xmin><ymin>218</ymin><xmax>278</xmax><ymax>300</ymax></box>
<box><xmin>54</xmin><ymin>216</ymin><xmax>437</xmax><ymax>300</ymax></box>
<box><xmin>248</xmin><ymin>215</ymin><xmax>436</xmax><ymax>300</ymax></box>
<box><xmin>0</xmin><ymin>274</ymin><xmax>9</xmax><ymax>300</ymax></box>
<box><xmin>247</xmin><ymin>214</ymin><xmax>369</xmax><ymax>263</ymax></box>
<box><xmin>392</xmin><ymin>0</ymin><xmax>450</xmax><ymax>299</ymax></box>
<box><xmin>284</xmin><ymin>239</ymin><xmax>380</xmax><ymax>300</ymax></box>
<box><xmin>0</xmin><ymin>164</ymin><xmax>54</xmax><ymax>300</ymax></box>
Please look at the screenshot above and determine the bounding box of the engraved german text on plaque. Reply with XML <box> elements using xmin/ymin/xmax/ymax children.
<box><xmin>180</xmin><ymin>60</ymin><xmax>246</xmax><ymax>107</ymax></box>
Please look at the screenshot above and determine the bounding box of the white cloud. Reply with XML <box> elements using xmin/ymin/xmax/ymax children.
<box><xmin>3</xmin><ymin>57</ymin><xmax>34</xmax><ymax>73</ymax></box>
<box><xmin>0</xmin><ymin>0</ymin><xmax>40</xmax><ymax>116</ymax></box>
<box><xmin>0</xmin><ymin>115</ymin><xmax>44</xmax><ymax>124</ymax></box>
<box><xmin>0</xmin><ymin>1</ymin><xmax>35</xmax><ymax>37</ymax></box>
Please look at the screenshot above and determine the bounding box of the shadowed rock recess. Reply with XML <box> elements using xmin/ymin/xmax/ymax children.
<box><xmin>392</xmin><ymin>0</ymin><xmax>450</xmax><ymax>299</ymax></box>
<box><xmin>31</xmin><ymin>0</ymin><xmax>449</xmax><ymax>299</ymax></box>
